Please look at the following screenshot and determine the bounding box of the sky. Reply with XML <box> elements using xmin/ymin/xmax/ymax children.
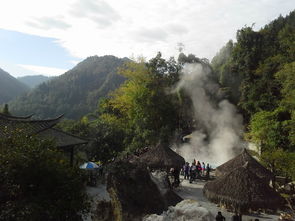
<box><xmin>0</xmin><ymin>0</ymin><xmax>293</xmax><ymax>77</ymax></box>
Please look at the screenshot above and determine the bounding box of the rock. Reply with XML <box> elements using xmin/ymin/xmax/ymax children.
<box><xmin>162</xmin><ymin>190</ymin><xmax>183</xmax><ymax>208</ymax></box>
<box><xmin>279</xmin><ymin>182</ymin><xmax>295</xmax><ymax>194</ymax></box>
<box><xmin>106</xmin><ymin>161</ymin><xmax>166</xmax><ymax>220</ymax></box>
<box><xmin>91</xmin><ymin>200</ymin><xmax>113</xmax><ymax>221</ymax></box>
<box><xmin>84</xmin><ymin>185</ymin><xmax>112</xmax><ymax>221</ymax></box>
<box><xmin>150</xmin><ymin>170</ymin><xmax>170</xmax><ymax>195</ymax></box>
<box><xmin>143</xmin><ymin>199</ymin><xmax>215</xmax><ymax>221</ymax></box>
<box><xmin>150</xmin><ymin>170</ymin><xmax>183</xmax><ymax>207</ymax></box>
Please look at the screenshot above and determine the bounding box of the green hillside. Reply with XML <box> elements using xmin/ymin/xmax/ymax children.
<box><xmin>10</xmin><ymin>55</ymin><xmax>128</xmax><ymax>119</ymax></box>
<box><xmin>211</xmin><ymin>10</ymin><xmax>295</xmax><ymax>177</ymax></box>
<box><xmin>0</xmin><ymin>68</ymin><xmax>29</xmax><ymax>104</ymax></box>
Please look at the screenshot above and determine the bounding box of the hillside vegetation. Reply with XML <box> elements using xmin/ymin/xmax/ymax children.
<box><xmin>10</xmin><ymin>55</ymin><xmax>128</xmax><ymax>119</ymax></box>
<box><xmin>0</xmin><ymin>68</ymin><xmax>29</xmax><ymax>104</ymax></box>
<box><xmin>212</xmin><ymin>11</ymin><xmax>295</xmax><ymax>177</ymax></box>
<box><xmin>17</xmin><ymin>75</ymin><xmax>53</xmax><ymax>88</ymax></box>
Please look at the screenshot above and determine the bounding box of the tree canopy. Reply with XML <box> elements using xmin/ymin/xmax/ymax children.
<box><xmin>211</xmin><ymin>10</ymin><xmax>295</xmax><ymax>179</ymax></box>
<box><xmin>0</xmin><ymin>133</ymin><xmax>89</xmax><ymax>220</ymax></box>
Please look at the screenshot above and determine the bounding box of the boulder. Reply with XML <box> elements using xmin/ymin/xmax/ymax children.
<box><xmin>150</xmin><ymin>170</ymin><xmax>183</xmax><ymax>207</ymax></box>
<box><xmin>143</xmin><ymin>199</ymin><xmax>215</xmax><ymax>221</ymax></box>
<box><xmin>106</xmin><ymin>161</ymin><xmax>167</xmax><ymax>220</ymax></box>
<box><xmin>91</xmin><ymin>200</ymin><xmax>113</xmax><ymax>221</ymax></box>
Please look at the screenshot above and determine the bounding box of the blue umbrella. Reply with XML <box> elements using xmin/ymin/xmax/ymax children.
<box><xmin>79</xmin><ymin>162</ymin><xmax>100</xmax><ymax>169</ymax></box>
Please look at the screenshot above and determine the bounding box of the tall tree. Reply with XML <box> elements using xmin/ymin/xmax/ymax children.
<box><xmin>99</xmin><ymin>56</ymin><xmax>180</xmax><ymax>151</ymax></box>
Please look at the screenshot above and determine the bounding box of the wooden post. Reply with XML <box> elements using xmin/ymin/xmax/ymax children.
<box><xmin>70</xmin><ymin>146</ymin><xmax>74</xmax><ymax>167</ymax></box>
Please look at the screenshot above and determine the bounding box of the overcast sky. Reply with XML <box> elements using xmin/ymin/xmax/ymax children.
<box><xmin>0</xmin><ymin>0</ymin><xmax>293</xmax><ymax>77</ymax></box>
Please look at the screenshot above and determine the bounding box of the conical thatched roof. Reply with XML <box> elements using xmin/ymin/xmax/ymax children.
<box><xmin>139</xmin><ymin>143</ymin><xmax>185</xmax><ymax>170</ymax></box>
<box><xmin>203</xmin><ymin>163</ymin><xmax>284</xmax><ymax>212</ymax></box>
<box><xmin>215</xmin><ymin>149</ymin><xmax>273</xmax><ymax>182</ymax></box>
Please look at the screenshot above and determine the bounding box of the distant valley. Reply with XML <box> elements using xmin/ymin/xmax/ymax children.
<box><xmin>17</xmin><ymin>75</ymin><xmax>53</xmax><ymax>89</ymax></box>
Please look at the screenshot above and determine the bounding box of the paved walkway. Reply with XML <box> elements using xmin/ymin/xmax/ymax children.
<box><xmin>175</xmin><ymin>177</ymin><xmax>280</xmax><ymax>221</ymax></box>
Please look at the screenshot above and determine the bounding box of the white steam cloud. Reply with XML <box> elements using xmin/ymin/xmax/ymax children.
<box><xmin>175</xmin><ymin>63</ymin><xmax>244</xmax><ymax>166</ymax></box>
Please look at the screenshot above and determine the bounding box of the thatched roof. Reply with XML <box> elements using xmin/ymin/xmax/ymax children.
<box><xmin>139</xmin><ymin>143</ymin><xmax>185</xmax><ymax>170</ymax></box>
<box><xmin>203</xmin><ymin>163</ymin><xmax>284</xmax><ymax>212</ymax></box>
<box><xmin>215</xmin><ymin>149</ymin><xmax>273</xmax><ymax>182</ymax></box>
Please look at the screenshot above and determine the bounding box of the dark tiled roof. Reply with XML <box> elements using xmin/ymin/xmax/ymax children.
<box><xmin>37</xmin><ymin>128</ymin><xmax>88</xmax><ymax>148</ymax></box>
<box><xmin>0</xmin><ymin>113</ymin><xmax>34</xmax><ymax>119</ymax></box>
<box><xmin>0</xmin><ymin>114</ymin><xmax>87</xmax><ymax>148</ymax></box>
<box><xmin>0</xmin><ymin>115</ymin><xmax>63</xmax><ymax>137</ymax></box>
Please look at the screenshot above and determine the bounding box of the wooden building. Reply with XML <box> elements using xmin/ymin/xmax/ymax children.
<box><xmin>0</xmin><ymin>113</ymin><xmax>88</xmax><ymax>166</ymax></box>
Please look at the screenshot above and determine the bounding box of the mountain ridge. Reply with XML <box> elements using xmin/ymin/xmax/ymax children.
<box><xmin>9</xmin><ymin>55</ymin><xmax>128</xmax><ymax>119</ymax></box>
<box><xmin>0</xmin><ymin>68</ymin><xmax>29</xmax><ymax>104</ymax></box>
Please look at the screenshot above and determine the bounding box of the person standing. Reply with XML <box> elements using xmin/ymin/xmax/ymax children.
<box><xmin>174</xmin><ymin>167</ymin><xmax>180</xmax><ymax>187</ymax></box>
<box><xmin>206</xmin><ymin>163</ymin><xmax>211</xmax><ymax>180</ymax></box>
<box><xmin>189</xmin><ymin>162</ymin><xmax>197</xmax><ymax>183</ymax></box>
<box><xmin>184</xmin><ymin>162</ymin><xmax>190</xmax><ymax>180</ymax></box>
<box><xmin>202</xmin><ymin>162</ymin><xmax>206</xmax><ymax>176</ymax></box>
<box><xmin>216</xmin><ymin>211</ymin><xmax>226</xmax><ymax>221</ymax></box>
<box><xmin>231</xmin><ymin>212</ymin><xmax>242</xmax><ymax>221</ymax></box>
<box><xmin>196</xmin><ymin>161</ymin><xmax>202</xmax><ymax>178</ymax></box>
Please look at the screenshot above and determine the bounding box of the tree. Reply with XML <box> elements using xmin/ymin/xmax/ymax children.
<box><xmin>260</xmin><ymin>149</ymin><xmax>295</xmax><ymax>180</ymax></box>
<box><xmin>211</xmin><ymin>40</ymin><xmax>241</xmax><ymax>104</ymax></box>
<box><xmin>58</xmin><ymin>53</ymin><xmax>196</xmax><ymax>160</ymax></box>
<box><xmin>275</xmin><ymin>62</ymin><xmax>295</xmax><ymax>149</ymax></box>
<box><xmin>99</xmin><ymin>55</ymin><xmax>181</xmax><ymax>152</ymax></box>
<box><xmin>219</xmin><ymin>11</ymin><xmax>295</xmax><ymax>181</ymax></box>
<box><xmin>0</xmin><ymin>133</ymin><xmax>89</xmax><ymax>221</ymax></box>
<box><xmin>247</xmin><ymin>109</ymin><xmax>290</xmax><ymax>152</ymax></box>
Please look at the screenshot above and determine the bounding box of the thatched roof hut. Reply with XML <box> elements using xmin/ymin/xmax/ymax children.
<box><xmin>139</xmin><ymin>142</ymin><xmax>185</xmax><ymax>170</ymax></box>
<box><xmin>215</xmin><ymin>149</ymin><xmax>273</xmax><ymax>182</ymax></box>
<box><xmin>203</xmin><ymin>162</ymin><xmax>284</xmax><ymax>213</ymax></box>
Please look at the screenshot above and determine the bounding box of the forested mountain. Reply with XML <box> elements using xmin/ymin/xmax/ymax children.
<box><xmin>17</xmin><ymin>75</ymin><xmax>53</xmax><ymax>88</ymax></box>
<box><xmin>212</xmin><ymin>11</ymin><xmax>295</xmax><ymax>120</ymax></box>
<box><xmin>0</xmin><ymin>68</ymin><xmax>29</xmax><ymax>104</ymax></box>
<box><xmin>10</xmin><ymin>55</ymin><xmax>128</xmax><ymax>119</ymax></box>
<box><xmin>212</xmin><ymin>11</ymin><xmax>295</xmax><ymax>177</ymax></box>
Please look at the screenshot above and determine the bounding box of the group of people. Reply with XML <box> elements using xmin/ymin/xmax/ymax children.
<box><xmin>181</xmin><ymin>159</ymin><xmax>211</xmax><ymax>183</ymax></box>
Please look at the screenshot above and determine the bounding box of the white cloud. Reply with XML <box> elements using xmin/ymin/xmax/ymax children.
<box><xmin>134</xmin><ymin>27</ymin><xmax>168</xmax><ymax>42</ymax></box>
<box><xmin>26</xmin><ymin>16</ymin><xmax>71</xmax><ymax>30</ymax></box>
<box><xmin>70</xmin><ymin>0</ymin><xmax>121</xmax><ymax>28</ymax></box>
<box><xmin>0</xmin><ymin>0</ymin><xmax>294</xmax><ymax>63</ymax></box>
<box><xmin>18</xmin><ymin>64</ymin><xmax>67</xmax><ymax>77</ymax></box>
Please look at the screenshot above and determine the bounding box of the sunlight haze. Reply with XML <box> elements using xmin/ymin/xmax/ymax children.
<box><xmin>0</xmin><ymin>0</ymin><xmax>293</xmax><ymax>77</ymax></box>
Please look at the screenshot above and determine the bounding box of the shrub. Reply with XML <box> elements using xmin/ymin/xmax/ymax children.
<box><xmin>0</xmin><ymin>133</ymin><xmax>90</xmax><ymax>221</ymax></box>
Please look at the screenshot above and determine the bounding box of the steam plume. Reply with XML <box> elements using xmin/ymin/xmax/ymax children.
<box><xmin>175</xmin><ymin>63</ymin><xmax>243</xmax><ymax>166</ymax></box>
